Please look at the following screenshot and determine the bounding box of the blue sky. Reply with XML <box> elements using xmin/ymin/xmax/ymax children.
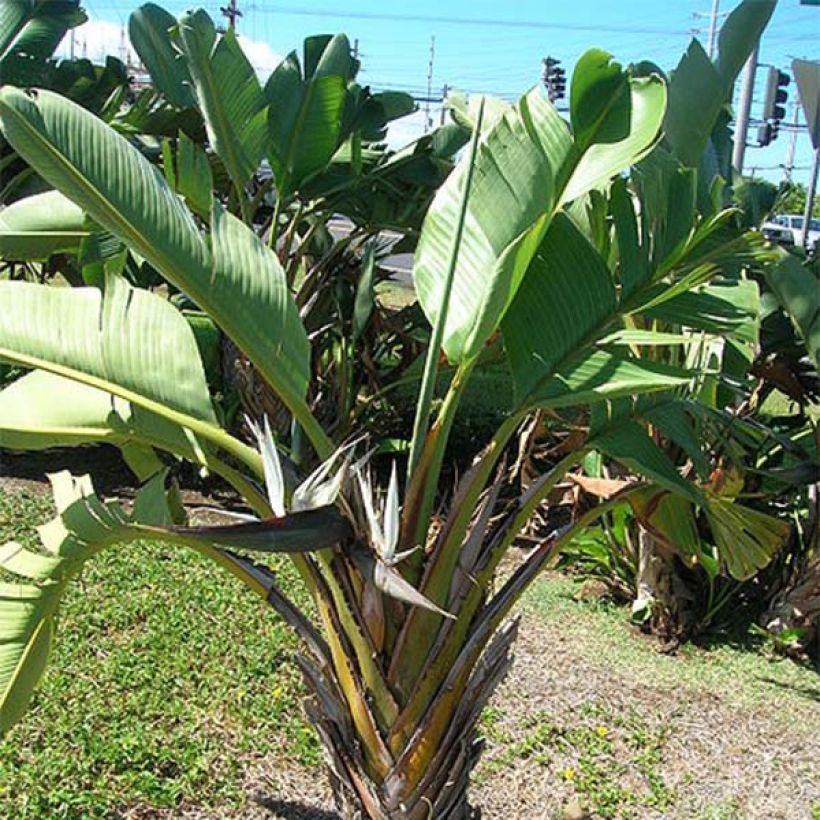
<box><xmin>67</xmin><ymin>1</ymin><xmax>819</xmax><ymax>185</ymax></box>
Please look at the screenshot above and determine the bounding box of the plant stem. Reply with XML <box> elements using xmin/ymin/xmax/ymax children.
<box><xmin>281</xmin><ymin>201</ymin><xmax>304</xmax><ymax>279</ymax></box>
<box><xmin>406</xmin><ymin>100</ymin><xmax>485</xmax><ymax>484</ymax></box>
<box><xmin>404</xmin><ymin>356</ymin><xmax>478</xmax><ymax>552</ymax></box>
<box><xmin>268</xmin><ymin>190</ymin><xmax>284</xmax><ymax>251</ymax></box>
<box><xmin>235</xmin><ymin>181</ymin><xmax>251</xmax><ymax>225</ymax></box>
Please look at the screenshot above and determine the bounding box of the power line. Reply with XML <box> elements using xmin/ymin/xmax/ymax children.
<box><xmin>245</xmin><ymin>5</ymin><xmax>691</xmax><ymax>37</ymax></box>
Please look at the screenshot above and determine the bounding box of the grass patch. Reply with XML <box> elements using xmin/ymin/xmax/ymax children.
<box><xmin>477</xmin><ymin>702</ymin><xmax>674</xmax><ymax>818</ymax></box>
<box><xmin>0</xmin><ymin>488</ymin><xmax>318</xmax><ymax>819</ymax></box>
<box><xmin>522</xmin><ymin>574</ymin><xmax>819</xmax><ymax>723</ymax></box>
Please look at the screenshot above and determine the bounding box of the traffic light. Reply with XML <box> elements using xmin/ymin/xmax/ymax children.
<box><xmin>762</xmin><ymin>67</ymin><xmax>789</xmax><ymax>121</ymax></box>
<box><xmin>757</xmin><ymin>120</ymin><xmax>781</xmax><ymax>146</ymax></box>
<box><xmin>542</xmin><ymin>57</ymin><xmax>566</xmax><ymax>103</ymax></box>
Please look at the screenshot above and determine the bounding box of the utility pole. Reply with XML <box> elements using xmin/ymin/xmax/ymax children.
<box><xmin>440</xmin><ymin>83</ymin><xmax>449</xmax><ymax>126</ymax></box>
<box><xmin>801</xmin><ymin>146</ymin><xmax>819</xmax><ymax>249</ymax></box>
<box><xmin>424</xmin><ymin>36</ymin><xmax>435</xmax><ymax>133</ymax></box>
<box><xmin>352</xmin><ymin>38</ymin><xmax>359</xmax><ymax>61</ymax></box>
<box><xmin>221</xmin><ymin>0</ymin><xmax>241</xmax><ymax>31</ymax></box>
<box><xmin>706</xmin><ymin>0</ymin><xmax>720</xmax><ymax>59</ymax></box>
<box><xmin>784</xmin><ymin>101</ymin><xmax>800</xmax><ymax>181</ymax></box>
<box><xmin>733</xmin><ymin>43</ymin><xmax>758</xmax><ymax>175</ymax></box>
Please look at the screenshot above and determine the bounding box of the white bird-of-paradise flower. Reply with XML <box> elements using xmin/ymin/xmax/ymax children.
<box><xmin>354</xmin><ymin>460</ymin><xmax>419</xmax><ymax>566</ymax></box>
<box><xmin>247</xmin><ymin>415</ymin><xmax>351</xmax><ymax>517</ymax></box>
<box><xmin>247</xmin><ymin>417</ymin><xmax>451</xmax><ymax>618</ymax></box>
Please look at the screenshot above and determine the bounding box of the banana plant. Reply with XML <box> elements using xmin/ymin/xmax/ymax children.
<box><xmin>0</xmin><ymin>0</ymin><xmax>86</xmax><ymax>85</ymax></box>
<box><xmin>0</xmin><ymin>10</ymin><xmax>790</xmax><ymax>818</ymax></box>
<box><xmin>0</xmin><ymin>4</ymin><xmax>465</xmax><ymax>447</ymax></box>
<box><xmin>538</xmin><ymin>0</ymin><xmax>802</xmax><ymax>638</ymax></box>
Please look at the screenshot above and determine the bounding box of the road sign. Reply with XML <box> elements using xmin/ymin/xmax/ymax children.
<box><xmin>793</xmin><ymin>59</ymin><xmax>820</xmax><ymax>149</ymax></box>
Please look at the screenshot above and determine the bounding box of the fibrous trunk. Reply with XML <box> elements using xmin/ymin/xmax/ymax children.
<box><xmin>763</xmin><ymin>486</ymin><xmax>819</xmax><ymax>657</ymax></box>
<box><xmin>296</xmin><ymin>619</ymin><xmax>518</xmax><ymax>819</ymax></box>
<box><xmin>633</xmin><ymin>528</ymin><xmax>692</xmax><ymax>638</ymax></box>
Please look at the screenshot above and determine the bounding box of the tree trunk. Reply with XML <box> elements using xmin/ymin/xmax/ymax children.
<box><xmin>296</xmin><ymin>619</ymin><xmax>519</xmax><ymax>819</ymax></box>
<box><xmin>633</xmin><ymin>528</ymin><xmax>693</xmax><ymax>639</ymax></box>
<box><xmin>763</xmin><ymin>485</ymin><xmax>819</xmax><ymax>657</ymax></box>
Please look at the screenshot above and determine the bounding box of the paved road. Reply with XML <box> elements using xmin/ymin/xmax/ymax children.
<box><xmin>327</xmin><ymin>216</ymin><xmax>414</xmax><ymax>289</ymax></box>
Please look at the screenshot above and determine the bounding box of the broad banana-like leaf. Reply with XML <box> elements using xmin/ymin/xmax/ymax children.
<box><xmin>764</xmin><ymin>252</ymin><xmax>819</xmax><ymax>370</ymax></box>
<box><xmin>704</xmin><ymin>496</ymin><xmax>790</xmax><ymax>580</ymax></box>
<box><xmin>447</xmin><ymin>90</ymin><xmax>511</xmax><ymax>133</ymax></box>
<box><xmin>592</xmin><ymin>420</ymin><xmax>700</xmax><ymax>504</ymax></box>
<box><xmin>0</xmin><ymin>370</ymin><xmax>214</xmax><ymax>471</ymax></box>
<box><xmin>715</xmin><ymin>0</ymin><xmax>776</xmax><ymax>98</ymax></box>
<box><xmin>0</xmin><ymin>87</ymin><xmax>322</xmax><ymax>452</ymax></box>
<box><xmin>631</xmin><ymin>489</ymin><xmax>702</xmax><ymax>558</ymax></box>
<box><xmin>173</xmin><ymin>10</ymin><xmax>267</xmax><ymax>189</ymax></box>
<box><xmin>266</xmin><ymin>34</ymin><xmax>354</xmax><ymax>196</ymax></box>
<box><xmin>664</xmin><ymin>40</ymin><xmax>724</xmax><ymax>168</ymax></box>
<box><xmin>0</xmin><ymin>0</ymin><xmax>85</xmax><ymax>70</ymax></box>
<box><xmin>533</xmin><ymin>351</ymin><xmax>692</xmax><ymax>411</ymax></box>
<box><xmin>502</xmin><ymin>214</ymin><xmax>691</xmax><ymax>409</ymax></box>
<box><xmin>0</xmin><ymin>471</ymin><xmax>171</xmax><ymax>735</ymax></box>
<box><xmin>0</xmin><ymin>190</ymin><xmax>88</xmax><ymax>261</ymax></box>
<box><xmin>661</xmin><ymin>0</ymin><xmax>775</xmax><ymax>168</ymax></box>
<box><xmin>632</xmin><ymin>486</ymin><xmax>789</xmax><ymax>582</ymax></box>
<box><xmin>0</xmin><ymin>275</ymin><xmax>250</xmax><ymax>466</ymax></box>
<box><xmin>174</xmin><ymin>131</ymin><xmax>213</xmax><ymax>219</ymax></box>
<box><xmin>642</xmin><ymin>400</ymin><xmax>711</xmax><ymax>478</ymax></box>
<box><xmin>209</xmin><ymin>201</ymin><xmax>311</xmax><ymax>406</ymax></box>
<box><xmin>128</xmin><ymin>3</ymin><xmax>195</xmax><ymax>110</ymax></box>
<box><xmin>594</xmin><ymin>418</ymin><xmax>790</xmax><ymax>580</ymax></box>
<box><xmin>639</xmin><ymin>281</ymin><xmax>760</xmax><ymax>343</ymax></box>
<box><xmin>414</xmin><ymin>51</ymin><xmax>666</xmax><ymax>364</ymax></box>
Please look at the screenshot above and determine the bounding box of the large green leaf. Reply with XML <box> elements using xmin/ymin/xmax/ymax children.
<box><xmin>0</xmin><ymin>369</ymin><xmax>210</xmax><ymax>469</ymax></box>
<box><xmin>715</xmin><ymin>0</ymin><xmax>776</xmax><ymax>98</ymax></box>
<box><xmin>0</xmin><ymin>189</ymin><xmax>88</xmax><ymax>260</ymax></box>
<box><xmin>664</xmin><ymin>40</ymin><xmax>724</xmax><ymax>168</ymax></box>
<box><xmin>502</xmin><ymin>213</ymin><xmax>616</xmax><ymax>402</ymax></box>
<box><xmin>0</xmin><ymin>471</ymin><xmax>171</xmax><ymax>735</ymax></box>
<box><xmin>174</xmin><ymin>10</ymin><xmax>266</xmax><ymax>188</ymax></box>
<box><xmin>639</xmin><ymin>281</ymin><xmax>760</xmax><ymax>342</ymax></box>
<box><xmin>0</xmin><ymin>87</ymin><xmax>322</xmax><ymax>452</ymax></box>
<box><xmin>501</xmin><ymin>213</ymin><xmax>691</xmax><ymax>409</ymax></box>
<box><xmin>534</xmin><ymin>351</ymin><xmax>692</xmax><ymax>411</ymax></box>
<box><xmin>209</xmin><ymin>202</ymin><xmax>311</xmax><ymax>404</ymax></box>
<box><xmin>764</xmin><ymin>252</ymin><xmax>820</xmax><ymax>370</ymax></box>
<box><xmin>414</xmin><ymin>53</ymin><xmax>666</xmax><ymax>364</ymax></box>
<box><xmin>704</xmin><ymin>495</ymin><xmax>790</xmax><ymax>580</ymax></box>
<box><xmin>661</xmin><ymin>0</ymin><xmax>775</xmax><ymax>169</ymax></box>
<box><xmin>128</xmin><ymin>3</ymin><xmax>195</xmax><ymax>110</ymax></box>
<box><xmin>594</xmin><ymin>417</ymin><xmax>790</xmax><ymax>581</ymax></box>
<box><xmin>266</xmin><ymin>36</ymin><xmax>351</xmax><ymax>196</ymax></box>
<box><xmin>593</xmin><ymin>420</ymin><xmax>699</xmax><ymax>502</ymax></box>
<box><xmin>0</xmin><ymin>1</ymin><xmax>85</xmax><ymax>73</ymax></box>
<box><xmin>0</xmin><ymin>274</ymin><xmax>216</xmax><ymax>425</ymax></box>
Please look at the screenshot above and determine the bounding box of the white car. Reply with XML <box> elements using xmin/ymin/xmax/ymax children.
<box><xmin>761</xmin><ymin>219</ymin><xmax>794</xmax><ymax>247</ymax></box>
<box><xmin>772</xmin><ymin>213</ymin><xmax>820</xmax><ymax>253</ymax></box>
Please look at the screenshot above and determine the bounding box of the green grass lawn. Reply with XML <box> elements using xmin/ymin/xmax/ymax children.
<box><xmin>0</xmin><ymin>489</ymin><xmax>318</xmax><ymax>819</ymax></box>
<box><xmin>522</xmin><ymin>576</ymin><xmax>819</xmax><ymax>719</ymax></box>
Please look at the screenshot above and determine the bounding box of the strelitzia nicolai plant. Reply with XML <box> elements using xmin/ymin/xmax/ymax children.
<box><xmin>0</xmin><ymin>2</ymin><xmax>787</xmax><ymax>815</ymax></box>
